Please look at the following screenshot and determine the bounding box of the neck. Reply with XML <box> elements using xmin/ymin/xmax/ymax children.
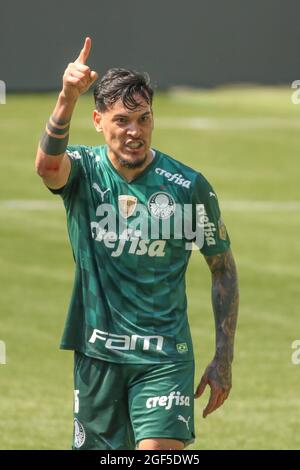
<box><xmin>107</xmin><ymin>148</ymin><xmax>154</xmax><ymax>182</ymax></box>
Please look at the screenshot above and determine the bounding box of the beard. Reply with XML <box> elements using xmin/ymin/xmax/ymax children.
<box><xmin>117</xmin><ymin>153</ymin><xmax>148</xmax><ymax>169</ymax></box>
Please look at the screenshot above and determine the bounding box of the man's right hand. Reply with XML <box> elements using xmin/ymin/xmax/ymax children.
<box><xmin>62</xmin><ymin>37</ymin><xmax>98</xmax><ymax>102</ymax></box>
<box><xmin>35</xmin><ymin>37</ymin><xmax>98</xmax><ymax>189</ymax></box>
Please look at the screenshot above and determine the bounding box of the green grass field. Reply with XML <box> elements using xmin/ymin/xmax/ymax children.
<box><xmin>0</xmin><ymin>87</ymin><xmax>300</xmax><ymax>449</ymax></box>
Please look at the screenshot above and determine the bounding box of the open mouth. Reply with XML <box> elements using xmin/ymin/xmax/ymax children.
<box><xmin>125</xmin><ymin>140</ymin><xmax>144</xmax><ymax>151</ymax></box>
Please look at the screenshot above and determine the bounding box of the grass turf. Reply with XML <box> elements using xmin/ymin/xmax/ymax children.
<box><xmin>0</xmin><ymin>87</ymin><xmax>299</xmax><ymax>449</ymax></box>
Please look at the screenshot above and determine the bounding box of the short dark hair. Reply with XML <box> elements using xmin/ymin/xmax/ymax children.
<box><xmin>93</xmin><ymin>68</ymin><xmax>154</xmax><ymax>112</ymax></box>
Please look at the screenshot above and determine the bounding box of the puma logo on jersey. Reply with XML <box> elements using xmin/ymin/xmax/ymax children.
<box><xmin>177</xmin><ymin>415</ymin><xmax>191</xmax><ymax>431</ymax></box>
<box><xmin>155</xmin><ymin>168</ymin><xmax>192</xmax><ymax>188</ymax></box>
<box><xmin>66</xmin><ymin>150</ymin><xmax>82</xmax><ymax>160</ymax></box>
<box><xmin>92</xmin><ymin>183</ymin><xmax>111</xmax><ymax>202</ymax></box>
<box><xmin>209</xmin><ymin>191</ymin><xmax>217</xmax><ymax>198</ymax></box>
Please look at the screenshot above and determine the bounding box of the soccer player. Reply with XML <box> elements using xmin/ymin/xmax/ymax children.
<box><xmin>35</xmin><ymin>37</ymin><xmax>239</xmax><ymax>451</ymax></box>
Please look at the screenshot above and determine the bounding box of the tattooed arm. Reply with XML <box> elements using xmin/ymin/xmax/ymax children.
<box><xmin>195</xmin><ymin>248</ymin><xmax>239</xmax><ymax>417</ymax></box>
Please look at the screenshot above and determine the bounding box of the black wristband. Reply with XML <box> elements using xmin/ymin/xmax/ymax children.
<box><xmin>40</xmin><ymin>131</ymin><xmax>69</xmax><ymax>156</ymax></box>
<box><xmin>39</xmin><ymin>115</ymin><xmax>70</xmax><ymax>156</ymax></box>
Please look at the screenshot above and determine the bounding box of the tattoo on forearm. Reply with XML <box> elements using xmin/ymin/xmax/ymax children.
<box><xmin>205</xmin><ymin>249</ymin><xmax>239</xmax><ymax>389</ymax></box>
<box><xmin>40</xmin><ymin>115</ymin><xmax>70</xmax><ymax>155</ymax></box>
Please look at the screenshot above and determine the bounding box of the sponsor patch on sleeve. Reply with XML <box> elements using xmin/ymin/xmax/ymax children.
<box><xmin>218</xmin><ymin>218</ymin><xmax>227</xmax><ymax>240</ymax></box>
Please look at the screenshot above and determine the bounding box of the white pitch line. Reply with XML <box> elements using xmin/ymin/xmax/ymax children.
<box><xmin>222</xmin><ymin>201</ymin><xmax>300</xmax><ymax>211</ymax></box>
<box><xmin>0</xmin><ymin>200</ymin><xmax>61</xmax><ymax>209</ymax></box>
<box><xmin>0</xmin><ymin>200</ymin><xmax>299</xmax><ymax>211</ymax></box>
<box><xmin>155</xmin><ymin>117</ymin><xmax>300</xmax><ymax>130</ymax></box>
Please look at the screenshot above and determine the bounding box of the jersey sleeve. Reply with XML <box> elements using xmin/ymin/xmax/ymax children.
<box><xmin>191</xmin><ymin>173</ymin><xmax>230</xmax><ymax>256</ymax></box>
<box><xmin>48</xmin><ymin>145</ymin><xmax>85</xmax><ymax>197</ymax></box>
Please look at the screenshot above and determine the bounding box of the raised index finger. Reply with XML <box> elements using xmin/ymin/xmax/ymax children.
<box><xmin>76</xmin><ymin>37</ymin><xmax>92</xmax><ymax>64</ymax></box>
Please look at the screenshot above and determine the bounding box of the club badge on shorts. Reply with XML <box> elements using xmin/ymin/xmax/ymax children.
<box><xmin>148</xmin><ymin>192</ymin><xmax>176</xmax><ymax>219</ymax></box>
<box><xmin>118</xmin><ymin>195</ymin><xmax>138</xmax><ymax>218</ymax></box>
<box><xmin>74</xmin><ymin>418</ymin><xmax>86</xmax><ymax>448</ymax></box>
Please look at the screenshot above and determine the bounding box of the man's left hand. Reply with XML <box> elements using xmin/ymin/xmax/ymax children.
<box><xmin>194</xmin><ymin>359</ymin><xmax>232</xmax><ymax>418</ymax></box>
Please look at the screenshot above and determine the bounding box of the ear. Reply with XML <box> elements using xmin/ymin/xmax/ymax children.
<box><xmin>93</xmin><ymin>109</ymin><xmax>103</xmax><ymax>132</ymax></box>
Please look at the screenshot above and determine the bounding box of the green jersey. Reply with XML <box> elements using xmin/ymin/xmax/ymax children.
<box><xmin>50</xmin><ymin>144</ymin><xmax>230</xmax><ymax>364</ymax></box>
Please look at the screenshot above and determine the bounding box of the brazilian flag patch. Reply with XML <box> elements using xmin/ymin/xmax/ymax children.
<box><xmin>176</xmin><ymin>343</ymin><xmax>188</xmax><ymax>353</ymax></box>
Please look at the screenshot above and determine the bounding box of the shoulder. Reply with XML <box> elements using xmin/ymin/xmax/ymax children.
<box><xmin>154</xmin><ymin>149</ymin><xmax>212</xmax><ymax>194</ymax></box>
<box><xmin>66</xmin><ymin>144</ymin><xmax>106</xmax><ymax>166</ymax></box>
